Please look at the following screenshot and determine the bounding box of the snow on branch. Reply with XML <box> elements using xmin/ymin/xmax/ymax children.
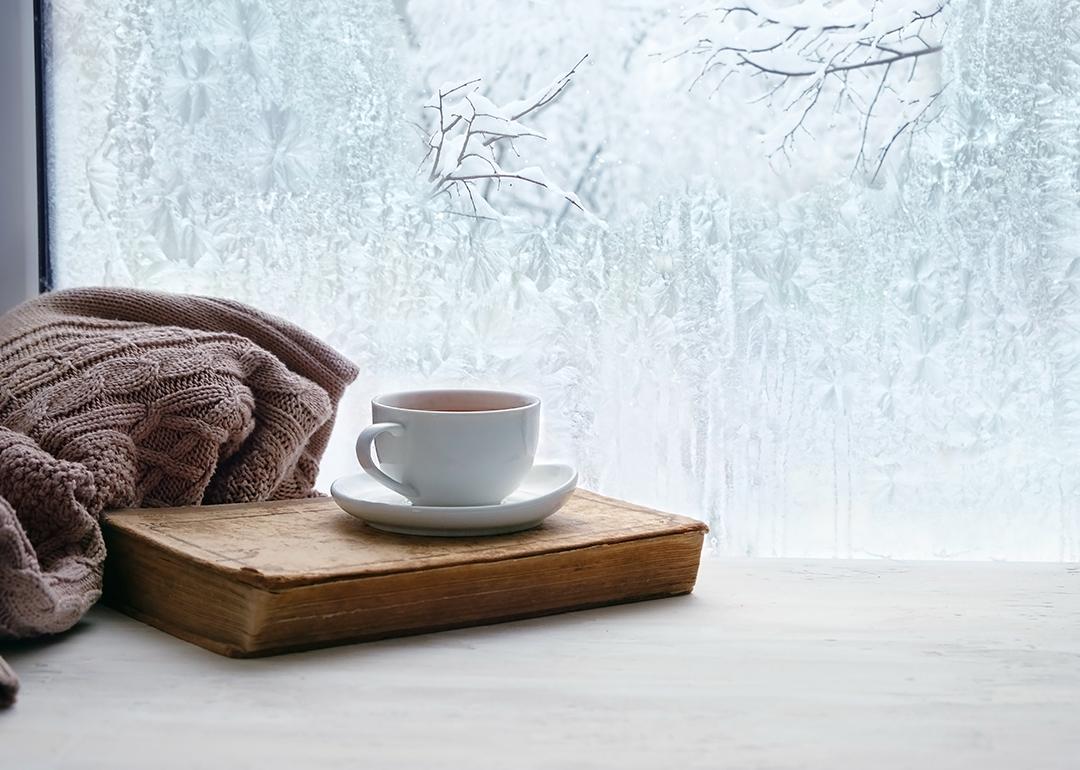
<box><xmin>420</xmin><ymin>55</ymin><xmax>596</xmax><ymax>222</ymax></box>
<box><xmin>677</xmin><ymin>0</ymin><xmax>948</xmax><ymax>178</ymax></box>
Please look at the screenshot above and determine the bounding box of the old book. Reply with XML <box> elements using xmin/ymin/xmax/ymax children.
<box><xmin>101</xmin><ymin>490</ymin><xmax>708</xmax><ymax>657</ymax></box>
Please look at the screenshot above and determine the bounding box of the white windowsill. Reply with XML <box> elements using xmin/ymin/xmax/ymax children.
<box><xmin>3</xmin><ymin>557</ymin><xmax>1078</xmax><ymax>768</ymax></box>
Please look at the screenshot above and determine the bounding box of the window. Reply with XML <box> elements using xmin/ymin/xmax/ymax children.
<box><xmin>39</xmin><ymin>0</ymin><xmax>1080</xmax><ymax>559</ymax></box>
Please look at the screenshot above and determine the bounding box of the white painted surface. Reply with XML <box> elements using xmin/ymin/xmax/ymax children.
<box><xmin>2</xmin><ymin>558</ymin><xmax>1079</xmax><ymax>769</ymax></box>
<box><xmin>0</xmin><ymin>0</ymin><xmax>39</xmax><ymax>315</ymax></box>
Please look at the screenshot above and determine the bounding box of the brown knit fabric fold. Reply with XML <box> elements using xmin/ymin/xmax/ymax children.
<box><xmin>0</xmin><ymin>288</ymin><xmax>358</xmax><ymax>706</ymax></box>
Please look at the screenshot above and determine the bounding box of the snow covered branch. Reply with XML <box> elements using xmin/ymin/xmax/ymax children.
<box><xmin>420</xmin><ymin>55</ymin><xmax>594</xmax><ymax>221</ymax></box>
<box><xmin>678</xmin><ymin>0</ymin><xmax>948</xmax><ymax>176</ymax></box>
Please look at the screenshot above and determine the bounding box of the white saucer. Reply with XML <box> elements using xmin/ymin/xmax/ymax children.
<box><xmin>330</xmin><ymin>463</ymin><xmax>578</xmax><ymax>537</ymax></box>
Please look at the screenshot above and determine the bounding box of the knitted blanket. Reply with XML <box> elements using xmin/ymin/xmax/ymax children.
<box><xmin>0</xmin><ymin>288</ymin><xmax>358</xmax><ymax>707</ymax></box>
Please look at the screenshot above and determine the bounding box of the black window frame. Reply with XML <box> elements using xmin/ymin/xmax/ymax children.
<box><xmin>34</xmin><ymin>0</ymin><xmax>51</xmax><ymax>292</ymax></box>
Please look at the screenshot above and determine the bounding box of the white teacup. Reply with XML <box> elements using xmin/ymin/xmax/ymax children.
<box><xmin>356</xmin><ymin>389</ymin><xmax>540</xmax><ymax>506</ymax></box>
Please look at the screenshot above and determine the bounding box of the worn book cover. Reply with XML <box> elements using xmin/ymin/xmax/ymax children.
<box><xmin>101</xmin><ymin>490</ymin><xmax>708</xmax><ymax>657</ymax></box>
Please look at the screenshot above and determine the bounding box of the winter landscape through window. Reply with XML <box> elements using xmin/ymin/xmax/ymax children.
<box><xmin>41</xmin><ymin>0</ymin><xmax>1080</xmax><ymax>559</ymax></box>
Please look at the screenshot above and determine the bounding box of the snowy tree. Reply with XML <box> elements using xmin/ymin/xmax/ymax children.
<box><xmin>677</xmin><ymin>0</ymin><xmax>947</xmax><ymax>178</ymax></box>
<box><xmin>401</xmin><ymin>0</ymin><xmax>813</xmax><ymax>218</ymax></box>
<box><xmin>419</xmin><ymin>56</ymin><xmax>593</xmax><ymax>220</ymax></box>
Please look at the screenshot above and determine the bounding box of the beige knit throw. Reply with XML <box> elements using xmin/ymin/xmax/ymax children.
<box><xmin>0</xmin><ymin>288</ymin><xmax>358</xmax><ymax>707</ymax></box>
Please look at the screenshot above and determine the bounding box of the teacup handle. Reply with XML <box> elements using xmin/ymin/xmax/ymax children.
<box><xmin>356</xmin><ymin>422</ymin><xmax>418</xmax><ymax>500</ymax></box>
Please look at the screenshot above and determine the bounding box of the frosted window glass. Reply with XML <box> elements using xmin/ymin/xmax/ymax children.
<box><xmin>42</xmin><ymin>0</ymin><xmax>1080</xmax><ymax>559</ymax></box>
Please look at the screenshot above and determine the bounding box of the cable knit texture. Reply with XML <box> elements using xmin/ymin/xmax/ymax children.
<box><xmin>0</xmin><ymin>288</ymin><xmax>358</xmax><ymax>707</ymax></box>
